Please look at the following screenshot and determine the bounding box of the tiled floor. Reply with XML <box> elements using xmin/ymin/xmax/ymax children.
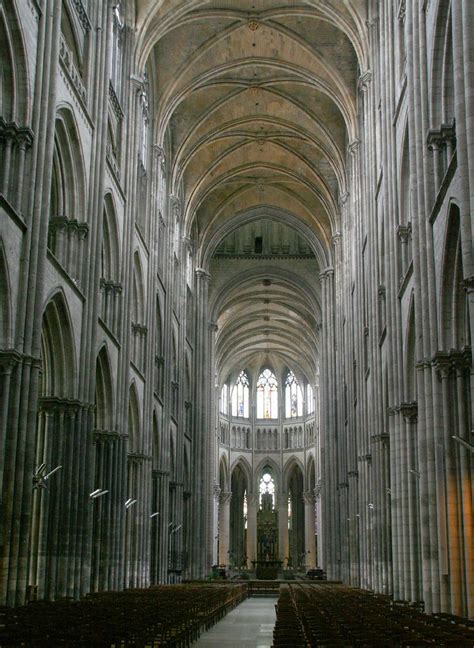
<box><xmin>193</xmin><ymin>597</ymin><xmax>277</xmax><ymax>647</ymax></box>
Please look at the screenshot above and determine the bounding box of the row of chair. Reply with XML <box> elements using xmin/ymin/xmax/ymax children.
<box><xmin>0</xmin><ymin>583</ymin><xmax>247</xmax><ymax>647</ymax></box>
<box><xmin>273</xmin><ymin>584</ymin><xmax>473</xmax><ymax>646</ymax></box>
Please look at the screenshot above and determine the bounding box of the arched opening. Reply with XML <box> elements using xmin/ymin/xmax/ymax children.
<box><xmin>287</xmin><ymin>463</ymin><xmax>305</xmax><ymax>571</ymax></box>
<box><xmin>125</xmin><ymin>384</ymin><xmax>141</xmax><ymax>588</ymax></box>
<box><xmin>229</xmin><ymin>463</ymin><xmax>248</xmax><ymax>569</ymax></box>
<box><xmin>29</xmin><ymin>293</ymin><xmax>76</xmax><ymax>600</ymax></box>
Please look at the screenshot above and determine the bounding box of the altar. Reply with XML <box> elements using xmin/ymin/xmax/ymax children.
<box><xmin>253</xmin><ymin>491</ymin><xmax>281</xmax><ymax>579</ymax></box>
<box><xmin>251</xmin><ymin>558</ymin><xmax>283</xmax><ymax>580</ymax></box>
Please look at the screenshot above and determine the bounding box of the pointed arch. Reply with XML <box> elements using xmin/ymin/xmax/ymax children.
<box><xmin>256</xmin><ymin>367</ymin><xmax>278</xmax><ymax>419</ymax></box>
<box><xmin>132</xmin><ymin>251</ymin><xmax>145</xmax><ymax>325</ymax></box>
<box><xmin>254</xmin><ymin>456</ymin><xmax>281</xmax><ymax>493</ymax></box>
<box><xmin>152</xmin><ymin>410</ymin><xmax>160</xmax><ymax>469</ymax></box>
<box><xmin>128</xmin><ymin>382</ymin><xmax>141</xmax><ymax>453</ymax></box>
<box><xmin>102</xmin><ymin>193</ymin><xmax>120</xmax><ymax>282</ymax></box>
<box><xmin>0</xmin><ymin>2</ymin><xmax>30</xmax><ymax>123</ymax></box>
<box><xmin>40</xmin><ymin>291</ymin><xmax>76</xmax><ymax>399</ymax></box>
<box><xmin>95</xmin><ymin>345</ymin><xmax>114</xmax><ymax>431</ymax></box>
<box><xmin>440</xmin><ymin>203</ymin><xmax>467</xmax><ymax>350</ymax></box>
<box><xmin>230</xmin><ymin>456</ymin><xmax>252</xmax><ymax>494</ymax></box>
<box><xmin>219</xmin><ymin>454</ymin><xmax>229</xmax><ymax>491</ymax></box>
<box><xmin>231</xmin><ymin>369</ymin><xmax>250</xmax><ymax>418</ymax></box>
<box><xmin>430</xmin><ymin>0</ymin><xmax>455</xmax><ymax>126</ymax></box>
<box><xmin>50</xmin><ymin>106</ymin><xmax>86</xmax><ymax>221</ymax></box>
<box><xmin>405</xmin><ymin>293</ymin><xmax>417</xmax><ymax>401</ymax></box>
<box><xmin>155</xmin><ymin>294</ymin><xmax>163</xmax><ymax>356</ymax></box>
<box><xmin>283</xmin><ymin>456</ymin><xmax>305</xmax><ymax>492</ymax></box>
<box><xmin>0</xmin><ymin>241</ymin><xmax>12</xmax><ymax>347</ymax></box>
<box><xmin>306</xmin><ymin>453</ymin><xmax>316</xmax><ymax>492</ymax></box>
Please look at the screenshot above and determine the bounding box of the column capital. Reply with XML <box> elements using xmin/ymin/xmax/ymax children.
<box><xmin>358</xmin><ymin>71</ymin><xmax>372</xmax><ymax>93</ymax></box>
<box><xmin>220</xmin><ymin>491</ymin><xmax>232</xmax><ymax>504</ymax></box>
<box><xmin>347</xmin><ymin>139</ymin><xmax>360</xmax><ymax>156</ymax></box>
<box><xmin>332</xmin><ymin>232</ymin><xmax>342</xmax><ymax>246</ymax></box>
<box><xmin>195</xmin><ymin>267</ymin><xmax>211</xmax><ymax>281</ymax></box>
<box><xmin>432</xmin><ymin>350</ymin><xmax>452</xmax><ymax>377</ymax></box>
<box><xmin>338</xmin><ymin>192</ymin><xmax>349</xmax><ymax>207</ymax></box>
<box><xmin>209</xmin><ymin>321</ymin><xmax>218</xmax><ymax>332</ymax></box>
<box><xmin>319</xmin><ymin>267</ymin><xmax>334</xmax><ymax>280</ymax></box>
<box><xmin>303</xmin><ymin>491</ymin><xmax>315</xmax><ymax>506</ymax></box>
<box><xmin>399</xmin><ymin>401</ymin><xmax>418</xmax><ymax>424</ymax></box>
<box><xmin>170</xmin><ymin>194</ymin><xmax>181</xmax><ymax>220</ymax></box>
<box><xmin>461</xmin><ymin>275</ymin><xmax>474</xmax><ymax>293</ymax></box>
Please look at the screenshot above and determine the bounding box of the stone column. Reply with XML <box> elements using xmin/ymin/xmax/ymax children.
<box><xmin>278</xmin><ymin>493</ymin><xmax>288</xmax><ymax>567</ymax></box>
<box><xmin>246</xmin><ymin>493</ymin><xmax>258</xmax><ymax>566</ymax></box>
<box><xmin>218</xmin><ymin>492</ymin><xmax>231</xmax><ymax>566</ymax></box>
<box><xmin>303</xmin><ymin>492</ymin><xmax>316</xmax><ymax>569</ymax></box>
<box><xmin>212</xmin><ymin>482</ymin><xmax>220</xmax><ymax>566</ymax></box>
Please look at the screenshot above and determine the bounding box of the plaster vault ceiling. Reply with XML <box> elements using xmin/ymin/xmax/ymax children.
<box><xmin>137</xmin><ymin>0</ymin><xmax>366</xmax><ymax>384</ymax></box>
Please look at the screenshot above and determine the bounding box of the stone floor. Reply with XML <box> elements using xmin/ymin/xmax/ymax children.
<box><xmin>194</xmin><ymin>597</ymin><xmax>276</xmax><ymax>647</ymax></box>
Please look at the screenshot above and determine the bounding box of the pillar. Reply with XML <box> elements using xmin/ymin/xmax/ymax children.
<box><xmin>278</xmin><ymin>493</ymin><xmax>289</xmax><ymax>567</ymax></box>
<box><xmin>218</xmin><ymin>492</ymin><xmax>231</xmax><ymax>566</ymax></box>
<box><xmin>246</xmin><ymin>493</ymin><xmax>258</xmax><ymax>566</ymax></box>
<box><xmin>303</xmin><ymin>492</ymin><xmax>316</xmax><ymax>569</ymax></box>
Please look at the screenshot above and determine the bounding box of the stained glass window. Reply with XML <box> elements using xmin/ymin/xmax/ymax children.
<box><xmin>259</xmin><ymin>472</ymin><xmax>275</xmax><ymax>508</ymax></box>
<box><xmin>285</xmin><ymin>371</ymin><xmax>303</xmax><ymax>418</ymax></box>
<box><xmin>231</xmin><ymin>371</ymin><xmax>249</xmax><ymax>418</ymax></box>
<box><xmin>256</xmin><ymin>369</ymin><xmax>278</xmax><ymax>418</ymax></box>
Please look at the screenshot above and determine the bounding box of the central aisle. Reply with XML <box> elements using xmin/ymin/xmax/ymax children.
<box><xmin>194</xmin><ymin>597</ymin><xmax>276</xmax><ymax>647</ymax></box>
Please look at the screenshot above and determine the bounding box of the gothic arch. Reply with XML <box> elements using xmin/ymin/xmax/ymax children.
<box><xmin>254</xmin><ymin>456</ymin><xmax>281</xmax><ymax>493</ymax></box>
<box><xmin>128</xmin><ymin>382</ymin><xmax>141</xmax><ymax>453</ymax></box>
<box><xmin>152</xmin><ymin>410</ymin><xmax>160</xmax><ymax>469</ymax></box>
<box><xmin>306</xmin><ymin>454</ymin><xmax>316</xmax><ymax>492</ymax></box>
<box><xmin>50</xmin><ymin>106</ymin><xmax>86</xmax><ymax>221</ymax></box>
<box><xmin>219</xmin><ymin>455</ymin><xmax>229</xmax><ymax>492</ymax></box>
<box><xmin>39</xmin><ymin>291</ymin><xmax>77</xmax><ymax>399</ymax></box>
<box><xmin>430</xmin><ymin>0</ymin><xmax>455</xmax><ymax>126</ymax></box>
<box><xmin>95</xmin><ymin>345</ymin><xmax>114</xmax><ymax>431</ymax></box>
<box><xmin>230</xmin><ymin>456</ymin><xmax>252</xmax><ymax>494</ymax></box>
<box><xmin>0</xmin><ymin>241</ymin><xmax>12</xmax><ymax>348</ymax></box>
<box><xmin>200</xmin><ymin>205</ymin><xmax>330</xmax><ymax>271</ymax></box>
<box><xmin>102</xmin><ymin>193</ymin><xmax>121</xmax><ymax>281</ymax></box>
<box><xmin>404</xmin><ymin>294</ymin><xmax>417</xmax><ymax>401</ymax></box>
<box><xmin>439</xmin><ymin>203</ymin><xmax>467</xmax><ymax>349</ymax></box>
<box><xmin>0</xmin><ymin>2</ymin><xmax>30</xmax><ymax>123</ymax></box>
<box><xmin>132</xmin><ymin>251</ymin><xmax>145</xmax><ymax>325</ymax></box>
<box><xmin>282</xmin><ymin>456</ymin><xmax>305</xmax><ymax>493</ymax></box>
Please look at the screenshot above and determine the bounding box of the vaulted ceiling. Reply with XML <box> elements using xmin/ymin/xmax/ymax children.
<box><xmin>136</xmin><ymin>0</ymin><xmax>366</xmax><ymax>384</ymax></box>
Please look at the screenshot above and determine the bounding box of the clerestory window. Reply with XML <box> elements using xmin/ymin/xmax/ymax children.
<box><xmin>256</xmin><ymin>369</ymin><xmax>278</xmax><ymax>419</ymax></box>
<box><xmin>285</xmin><ymin>370</ymin><xmax>303</xmax><ymax>418</ymax></box>
<box><xmin>231</xmin><ymin>371</ymin><xmax>249</xmax><ymax>418</ymax></box>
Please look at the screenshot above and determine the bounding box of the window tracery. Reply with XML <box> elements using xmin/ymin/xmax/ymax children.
<box><xmin>259</xmin><ymin>472</ymin><xmax>275</xmax><ymax>509</ymax></box>
<box><xmin>256</xmin><ymin>368</ymin><xmax>278</xmax><ymax>419</ymax></box>
<box><xmin>285</xmin><ymin>370</ymin><xmax>302</xmax><ymax>418</ymax></box>
<box><xmin>231</xmin><ymin>371</ymin><xmax>249</xmax><ymax>418</ymax></box>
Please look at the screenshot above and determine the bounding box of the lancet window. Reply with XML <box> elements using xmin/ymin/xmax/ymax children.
<box><xmin>256</xmin><ymin>369</ymin><xmax>278</xmax><ymax>419</ymax></box>
<box><xmin>259</xmin><ymin>472</ymin><xmax>275</xmax><ymax>509</ymax></box>
<box><xmin>285</xmin><ymin>370</ymin><xmax>303</xmax><ymax>418</ymax></box>
<box><xmin>231</xmin><ymin>371</ymin><xmax>249</xmax><ymax>418</ymax></box>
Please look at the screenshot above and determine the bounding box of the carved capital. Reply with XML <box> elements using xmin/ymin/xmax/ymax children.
<box><xmin>399</xmin><ymin>401</ymin><xmax>418</xmax><ymax>424</ymax></box>
<box><xmin>347</xmin><ymin>139</ymin><xmax>361</xmax><ymax>156</ymax></box>
<box><xmin>461</xmin><ymin>276</ymin><xmax>474</xmax><ymax>293</ymax></box>
<box><xmin>358</xmin><ymin>71</ymin><xmax>372</xmax><ymax>93</ymax></box>
<box><xmin>195</xmin><ymin>267</ymin><xmax>211</xmax><ymax>281</ymax></box>
<box><xmin>397</xmin><ymin>222</ymin><xmax>412</xmax><ymax>243</ymax></box>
